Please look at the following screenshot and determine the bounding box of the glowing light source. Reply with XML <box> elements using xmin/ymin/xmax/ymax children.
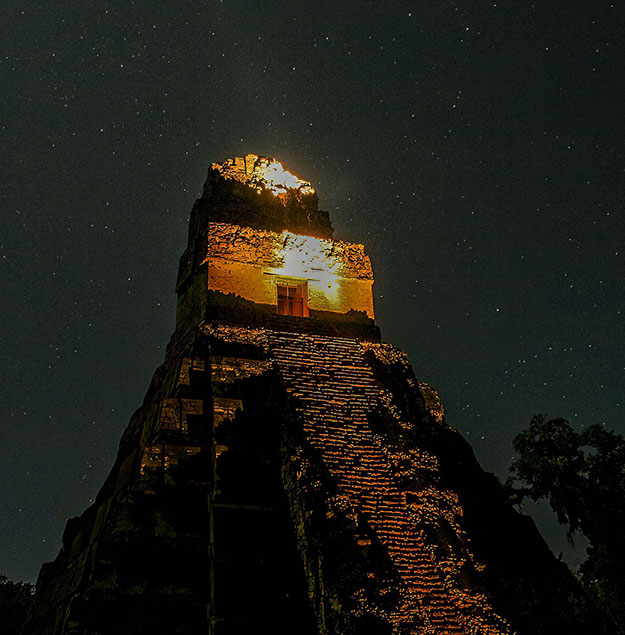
<box><xmin>270</xmin><ymin>232</ymin><xmax>341</xmax><ymax>302</ymax></box>
<box><xmin>211</xmin><ymin>154</ymin><xmax>315</xmax><ymax>198</ymax></box>
<box><xmin>260</xmin><ymin>160</ymin><xmax>312</xmax><ymax>196</ymax></box>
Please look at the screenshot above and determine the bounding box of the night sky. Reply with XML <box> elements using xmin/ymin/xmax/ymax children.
<box><xmin>2</xmin><ymin>1</ymin><xmax>624</xmax><ymax>583</ymax></box>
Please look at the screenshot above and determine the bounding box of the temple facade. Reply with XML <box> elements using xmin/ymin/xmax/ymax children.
<box><xmin>24</xmin><ymin>155</ymin><xmax>609</xmax><ymax>634</ymax></box>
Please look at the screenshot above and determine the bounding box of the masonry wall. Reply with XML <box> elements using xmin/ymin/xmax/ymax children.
<box><xmin>205</xmin><ymin>222</ymin><xmax>375</xmax><ymax>318</ymax></box>
<box><xmin>208</xmin><ymin>260</ymin><xmax>374</xmax><ymax>316</ymax></box>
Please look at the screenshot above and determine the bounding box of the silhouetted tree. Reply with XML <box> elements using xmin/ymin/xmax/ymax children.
<box><xmin>0</xmin><ymin>574</ymin><xmax>34</xmax><ymax>634</ymax></box>
<box><xmin>507</xmin><ymin>415</ymin><xmax>625</xmax><ymax>630</ymax></box>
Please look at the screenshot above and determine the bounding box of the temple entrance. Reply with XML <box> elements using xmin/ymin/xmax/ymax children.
<box><xmin>276</xmin><ymin>282</ymin><xmax>307</xmax><ymax>317</ymax></box>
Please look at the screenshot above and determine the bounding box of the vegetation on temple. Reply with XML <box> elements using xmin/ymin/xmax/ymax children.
<box><xmin>507</xmin><ymin>415</ymin><xmax>625</xmax><ymax>631</ymax></box>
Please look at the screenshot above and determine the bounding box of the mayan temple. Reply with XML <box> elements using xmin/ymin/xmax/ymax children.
<box><xmin>24</xmin><ymin>155</ymin><xmax>609</xmax><ymax>634</ymax></box>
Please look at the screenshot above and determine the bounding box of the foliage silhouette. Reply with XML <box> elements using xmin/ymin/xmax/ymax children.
<box><xmin>0</xmin><ymin>574</ymin><xmax>34</xmax><ymax>634</ymax></box>
<box><xmin>507</xmin><ymin>415</ymin><xmax>625</xmax><ymax>630</ymax></box>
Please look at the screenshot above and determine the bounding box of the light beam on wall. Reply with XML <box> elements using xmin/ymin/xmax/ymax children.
<box><xmin>271</xmin><ymin>232</ymin><xmax>341</xmax><ymax>302</ymax></box>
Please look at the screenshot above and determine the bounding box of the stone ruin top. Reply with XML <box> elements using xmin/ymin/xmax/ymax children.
<box><xmin>211</xmin><ymin>154</ymin><xmax>315</xmax><ymax>201</ymax></box>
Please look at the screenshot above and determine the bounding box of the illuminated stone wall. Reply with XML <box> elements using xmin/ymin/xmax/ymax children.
<box><xmin>205</xmin><ymin>222</ymin><xmax>375</xmax><ymax>318</ymax></box>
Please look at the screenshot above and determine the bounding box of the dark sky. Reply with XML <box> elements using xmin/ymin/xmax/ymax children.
<box><xmin>2</xmin><ymin>1</ymin><xmax>624</xmax><ymax>583</ymax></box>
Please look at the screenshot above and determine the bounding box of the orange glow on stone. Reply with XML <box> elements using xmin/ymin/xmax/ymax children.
<box><xmin>203</xmin><ymin>222</ymin><xmax>375</xmax><ymax>318</ymax></box>
<box><xmin>211</xmin><ymin>153</ymin><xmax>315</xmax><ymax>198</ymax></box>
